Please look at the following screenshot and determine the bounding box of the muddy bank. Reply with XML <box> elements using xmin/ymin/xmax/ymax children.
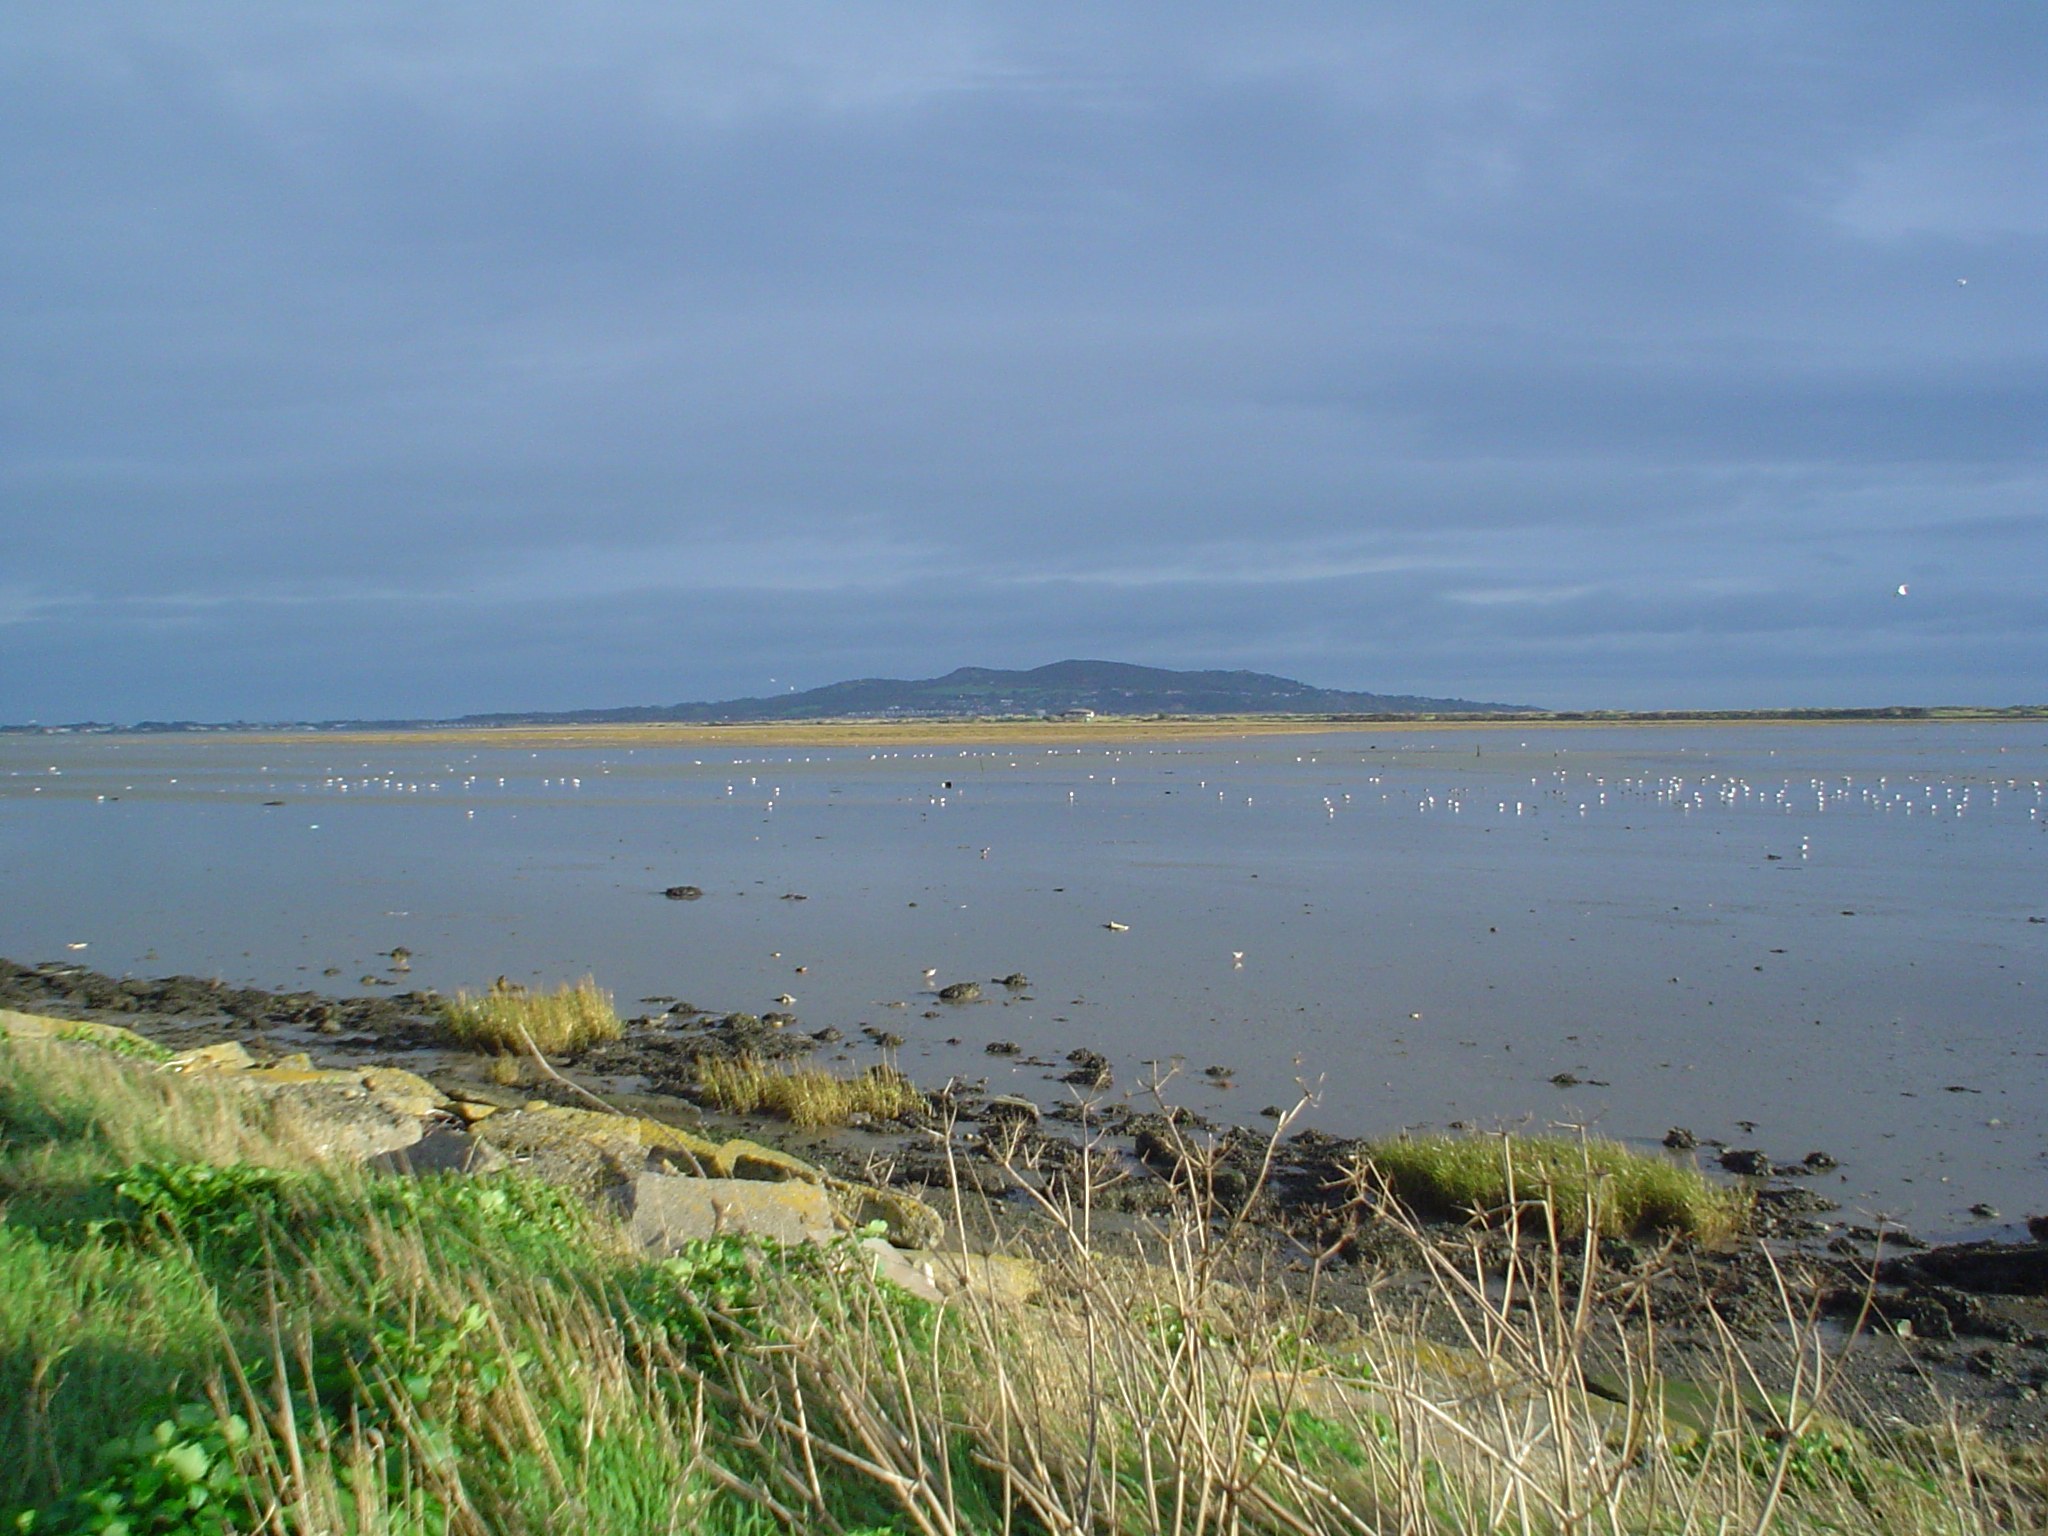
<box><xmin>5</xmin><ymin>953</ymin><xmax>2047</xmax><ymax>1442</ymax></box>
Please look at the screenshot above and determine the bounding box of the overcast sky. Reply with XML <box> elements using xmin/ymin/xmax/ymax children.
<box><xmin>3</xmin><ymin>3</ymin><xmax>2044</xmax><ymax>720</ymax></box>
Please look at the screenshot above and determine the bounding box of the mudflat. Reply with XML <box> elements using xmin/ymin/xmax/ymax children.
<box><xmin>6</xmin><ymin>720</ymin><xmax>2042</xmax><ymax>1237</ymax></box>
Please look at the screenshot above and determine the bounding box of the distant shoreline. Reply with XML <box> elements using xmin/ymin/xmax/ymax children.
<box><xmin>147</xmin><ymin>705</ymin><xmax>2048</xmax><ymax>750</ymax></box>
<box><xmin>6</xmin><ymin>705</ymin><xmax>2042</xmax><ymax>748</ymax></box>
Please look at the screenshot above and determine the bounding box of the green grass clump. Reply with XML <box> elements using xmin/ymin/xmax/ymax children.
<box><xmin>1356</xmin><ymin>1131</ymin><xmax>1745</xmax><ymax>1240</ymax></box>
<box><xmin>53</xmin><ymin>1025</ymin><xmax>174</xmax><ymax>1063</ymax></box>
<box><xmin>693</xmin><ymin>1057</ymin><xmax>925</xmax><ymax>1129</ymax></box>
<box><xmin>441</xmin><ymin>976</ymin><xmax>622</xmax><ymax>1055</ymax></box>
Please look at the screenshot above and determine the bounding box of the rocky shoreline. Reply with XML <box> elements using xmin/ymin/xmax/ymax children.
<box><xmin>4</xmin><ymin>953</ymin><xmax>2046</xmax><ymax>1442</ymax></box>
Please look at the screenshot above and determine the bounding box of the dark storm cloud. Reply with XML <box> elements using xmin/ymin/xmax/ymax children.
<box><xmin>3</xmin><ymin>2</ymin><xmax>2044</xmax><ymax>718</ymax></box>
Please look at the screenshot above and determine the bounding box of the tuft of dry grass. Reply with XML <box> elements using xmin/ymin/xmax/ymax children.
<box><xmin>1354</xmin><ymin>1130</ymin><xmax>1746</xmax><ymax>1241</ymax></box>
<box><xmin>441</xmin><ymin>976</ymin><xmax>622</xmax><ymax>1056</ymax></box>
<box><xmin>692</xmin><ymin>1057</ymin><xmax>925</xmax><ymax>1128</ymax></box>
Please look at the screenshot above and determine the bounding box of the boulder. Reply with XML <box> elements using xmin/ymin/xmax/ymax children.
<box><xmin>837</xmin><ymin>1183</ymin><xmax>946</xmax><ymax>1250</ymax></box>
<box><xmin>1884</xmin><ymin>1242</ymin><xmax>2048</xmax><ymax>1297</ymax></box>
<box><xmin>169</xmin><ymin>1042</ymin><xmax>257</xmax><ymax>1072</ymax></box>
<box><xmin>862</xmin><ymin>1241</ymin><xmax>1041</xmax><ymax>1306</ymax></box>
<box><xmin>474</xmin><ymin>1105</ymin><xmax>724</xmax><ymax>1192</ymax></box>
<box><xmin>360</xmin><ymin>1067</ymin><xmax>447</xmax><ymax>1118</ymax></box>
<box><xmin>469</xmin><ymin>1109</ymin><xmax>942</xmax><ymax>1246</ymax></box>
<box><xmin>473</xmin><ymin>1106</ymin><xmax>658</xmax><ymax>1193</ymax></box>
<box><xmin>0</xmin><ymin>1007</ymin><xmax>943</xmax><ymax>1243</ymax></box>
<box><xmin>629</xmin><ymin>1173</ymin><xmax>837</xmax><ymax>1250</ymax></box>
<box><xmin>982</xmin><ymin>1095</ymin><xmax>1041</xmax><ymax>1125</ymax></box>
<box><xmin>862</xmin><ymin>1240</ymin><xmax>947</xmax><ymax>1302</ymax></box>
<box><xmin>710</xmin><ymin>1136</ymin><xmax>944</xmax><ymax>1247</ymax></box>
<box><xmin>0</xmin><ymin>1013</ymin><xmax>438</xmax><ymax>1164</ymax></box>
<box><xmin>264</xmin><ymin>1084</ymin><xmax>425</xmax><ymax>1162</ymax></box>
<box><xmin>430</xmin><ymin>1079</ymin><xmax>528</xmax><ymax>1111</ymax></box>
<box><xmin>248</xmin><ymin>1069</ymin><xmax>370</xmax><ymax>1099</ymax></box>
<box><xmin>713</xmin><ymin>1136</ymin><xmax>819</xmax><ymax>1182</ymax></box>
<box><xmin>370</xmin><ymin>1127</ymin><xmax>506</xmax><ymax>1176</ymax></box>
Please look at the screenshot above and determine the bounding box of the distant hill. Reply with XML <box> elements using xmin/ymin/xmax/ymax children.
<box><xmin>22</xmin><ymin>675</ymin><xmax>2048</xmax><ymax>733</ymax></box>
<box><xmin>444</xmin><ymin>660</ymin><xmax>1539</xmax><ymax>726</ymax></box>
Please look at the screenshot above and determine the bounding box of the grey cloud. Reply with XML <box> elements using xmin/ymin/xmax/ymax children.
<box><xmin>3</xmin><ymin>3</ymin><xmax>2045</xmax><ymax>720</ymax></box>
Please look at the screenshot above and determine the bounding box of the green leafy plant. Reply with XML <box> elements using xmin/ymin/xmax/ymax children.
<box><xmin>102</xmin><ymin>1161</ymin><xmax>301</xmax><ymax>1263</ymax></box>
<box><xmin>377</xmin><ymin>1302</ymin><xmax>534</xmax><ymax>1406</ymax></box>
<box><xmin>1248</xmin><ymin>1407</ymin><xmax>1372</xmax><ymax>1471</ymax></box>
<box><xmin>16</xmin><ymin>1405</ymin><xmax>253</xmax><ymax>1536</ymax></box>
<box><xmin>366</xmin><ymin>1171</ymin><xmax>595</xmax><ymax>1255</ymax></box>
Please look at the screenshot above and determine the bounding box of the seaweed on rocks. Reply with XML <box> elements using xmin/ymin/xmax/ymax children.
<box><xmin>890</xmin><ymin>1146</ymin><xmax>1012</xmax><ymax>1195</ymax></box>
<box><xmin>1881</xmin><ymin>1241</ymin><xmax>2048</xmax><ymax>1298</ymax></box>
<box><xmin>580</xmin><ymin>1009</ymin><xmax>821</xmax><ymax>1084</ymax></box>
<box><xmin>0</xmin><ymin>957</ymin><xmax>442</xmax><ymax>1044</ymax></box>
<box><xmin>1060</xmin><ymin>1048</ymin><xmax>1112</xmax><ymax>1089</ymax></box>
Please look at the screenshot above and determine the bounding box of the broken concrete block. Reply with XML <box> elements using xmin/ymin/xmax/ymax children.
<box><xmin>264</xmin><ymin>1084</ymin><xmax>424</xmax><ymax>1162</ymax></box>
<box><xmin>834</xmin><ymin>1182</ymin><xmax>945</xmax><ymax>1250</ymax></box>
<box><xmin>168</xmin><ymin>1041</ymin><xmax>256</xmax><ymax>1072</ymax></box>
<box><xmin>629</xmin><ymin>1173</ymin><xmax>837</xmax><ymax>1250</ymax></box>
<box><xmin>361</xmin><ymin>1067</ymin><xmax>447</xmax><ymax>1118</ymax></box>
<box><xmin>860</xmin><ymin>1238</ymin><xmax>947</xmax><ymax>1303</ymax></box>
<box><xmin>860</xmin><ymin>1241</ymin><xmax>1041</xmax><ymax>1306</ymax></box>
<box><xmin>370</xmin><ymin>1127</ymin><xmax>504</xmax><ymax>1176</ymax></box>
<box><xmin>713</xmin><ymin>1137</ymin><xmax>820</xmax><ymax>1182</ymax></box>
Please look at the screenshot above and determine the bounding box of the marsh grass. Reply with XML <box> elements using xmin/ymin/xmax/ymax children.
<box><xmin>692</xmin><ymin>1057</ymin><xmax>925</xmax><ymax>1129</ymax></box>
<box><xmin>441</xmin><ymin>976</ymin><xmax>622</xmax><ymax>1056</ymax></box>
<box><xmin>1354</xmin><ymin>1131</ymin><xmax>1745</xmax><ymax>1241</ymax></box>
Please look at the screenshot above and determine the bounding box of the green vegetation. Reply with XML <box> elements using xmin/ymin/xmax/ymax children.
<box><xmin>440</xmin><ymin>976</ymin><xmax>622</xmax><ymax>1055</ymax></box>
<box><xmin>692</xmin><ymin>1058</ymin><xmax>925</xmax><ymax>1128</ymax></box>
<box><xmin>2</xmin><ymin>1033</ymin><xmax>2037</xmax><ymax>1534</ymax></box>
<box><xmin>52</xmin><ymin>1024</ymin><xmax>174</xmax><ymax>1063</ymax></box>
<box><xmin>1354</xmin><ymin>1131</ymin><xmax>1746</xmax><ymax>1240</ymax></box>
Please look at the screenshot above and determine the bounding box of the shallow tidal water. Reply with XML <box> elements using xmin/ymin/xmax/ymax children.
<box><xmin>3</xmin><ymin>721</ymin><xmax>2043</xmax><ymax>1239</ymax></box>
